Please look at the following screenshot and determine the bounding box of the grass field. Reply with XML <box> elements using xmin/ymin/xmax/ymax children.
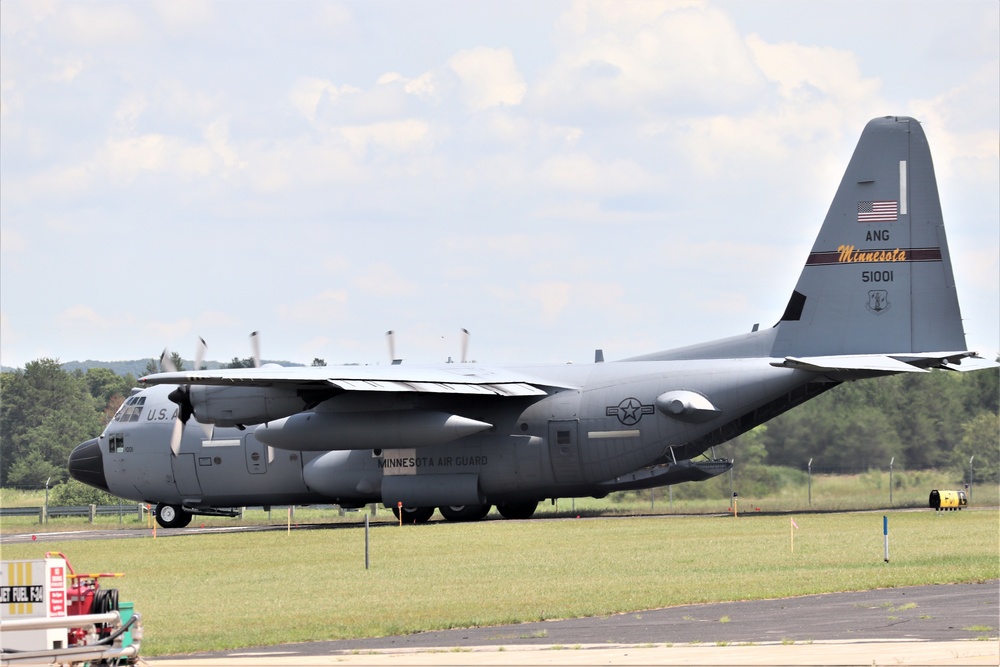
<box><xmin>3</xmin><ymin>509</ymin><xmax>997</xmax><ymax>656</ymax></box>
<box><xmin>3</xmin><ymin>472</ymin><xmax>997</xmax><ymax>533</ymax></box>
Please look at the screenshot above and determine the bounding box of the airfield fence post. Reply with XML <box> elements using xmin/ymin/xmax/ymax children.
<box><xmin>669</xmin><ymin>485</ymin><xmax>673</xmax><ymax>512</ymax></box>
<box><xmin>807</xmin><ymin>458</ymin><xmax>813</xmax><ymax>506</ymax></box>
<box><xmin>889</xmin><ymin>457</ymin><xmax>894</xmax><ymax>505</ymax></box>
<box><xmin>370</xmin><ymin>503</ymin><xmax>377</xmax><ymax>517</ymax></box>
<box><xmin>969</xmin><ymin>456</ymin><xmax>975</xmax><ymax>502</ymax></box>
<box><xmin>728</xmin><ymin>460</ymin><xmax>735</xmax><ymax>501</ymax></box>
<box><xmin>364</xmin><ymin>515</ymin><xmax>370</xmax><ymax>570</ymax></box>
<box><xmin>44</xmin><ymin>478</ymin><xmax>50</xmax><ymax>525</ymax></box>
<box><xmin>650</xmin><ymin>488</ymin><xmax>654</xmax><ymax>510</ymax></box>
<box><xmin>89</xmin><ymin>504</ymin><xmax>96</xmax><ymax>523</ymax></box>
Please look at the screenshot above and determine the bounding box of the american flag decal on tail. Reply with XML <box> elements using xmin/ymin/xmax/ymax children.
<box><xmin>858</xmin><ymin>200</ymin><xmax>897</xmax><ymax>223</ymax></box>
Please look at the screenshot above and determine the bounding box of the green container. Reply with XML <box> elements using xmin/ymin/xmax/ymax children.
<box><xmin>118</xmin><ymin>600</ymin><xmax>135</xmax><ymax>647</ymax></box>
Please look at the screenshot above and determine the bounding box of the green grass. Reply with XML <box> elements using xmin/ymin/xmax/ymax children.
<box><xmin>3</xmin><ymin>474</ymin><xmax>996</xmax><ymax>533</ymax></box>
<box><xmin>2</xmin><ymin>510</ymin><xmax>997</xmax><ymax>656</ymax></box>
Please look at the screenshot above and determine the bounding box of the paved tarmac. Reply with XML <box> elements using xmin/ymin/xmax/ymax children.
<box><xmin>146</xmin><ymin>581</ymin><xmax>999</xmax><ymax>666</ymax></box>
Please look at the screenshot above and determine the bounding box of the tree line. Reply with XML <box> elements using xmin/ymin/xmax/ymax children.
<box><xmin>1</xmin><ymin>358</ymin><xmax>996</xmax><ymax>491</ymax></box>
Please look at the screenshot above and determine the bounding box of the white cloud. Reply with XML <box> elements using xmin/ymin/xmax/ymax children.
<box><xmin>534</xmin><ymin>154</ymin><xmax>653</xmax><ymax>194</ymax></box>
<box><xmin>152</xmin><ymin>0</ymin><xmax>215</xmax><ymax>30</ymax></box>
<box><xmin>353</xmin><ymin>263</ymin><xmax>416</xmax><ymax>298</ymax></box>
<box><xmin>276</xmin><ymin>290</ymin><xmax>350</xmax><ymax>325</ymax></box>
<box><xmin>50</xmin><ymin>56</ymin><xmax>85</xmax><ymax>82</ymax></box>
<box><xmin>55</xmin><ymin>4</ymin><xmax>146</xmax><ymax>47</ymax></box>
<box><xmin>448</xmin><ymin>47</ymin><xmax>526</xmax><ymax>110</ymax></box>
<box><xmin>338</xmin><ymin>119</ymin><xmax>431</xmax><ymax>156</ymax></box>
<box><xmin>203</xmin><ymin>118</ymin><xmax>240</xmax><ymax>170</ymax></box>
<box><xmin>111</xmin><ymin>93</ymin><xmax>148</xmax><ymax>136</ymax></box>
<box><xmin>530</xmin><ymin>282</ymin><xmax>572</xmax><ymax>323</ymax></box>
<box><xmin>0</xmin><ymin>228</ymin><xmax>27</xmax><ymax>254</ymax></box>
<box><xmin>539</xmin><ymin>1</ymin><xmax>763</xmax><ymax>115</ymax></box>
<box><xmin>290</xmin><ymin>76</ymin><xmax>362</xmax><ymax>124</ymax></box>
<box><xmin>403</xmin><ymin>72</ymin><xmax>437</xmax><ymax>100</ymax></box>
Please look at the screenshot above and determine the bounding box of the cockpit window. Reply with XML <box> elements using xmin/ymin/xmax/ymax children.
<box><xmin>115</xmin><ymin>395</ymin><xmax>146</xmax><ymax>422</ymax></box>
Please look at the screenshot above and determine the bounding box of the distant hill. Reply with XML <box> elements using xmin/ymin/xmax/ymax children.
<box><xmin>1</xmin><ymin>359</ymin><xmax>304</xmax><ymax>376</ymax></box>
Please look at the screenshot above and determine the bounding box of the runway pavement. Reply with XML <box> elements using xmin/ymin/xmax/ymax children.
<box><xmin>146</xmin><ymin>581</ymin><xmax>999</xmax><ymax>666</ymax></box>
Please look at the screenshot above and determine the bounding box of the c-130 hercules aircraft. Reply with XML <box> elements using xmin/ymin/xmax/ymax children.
<box><xmin>70</xmin><ymin>116</ymin><xmax>995</xmax><ymax>528</ymax></box>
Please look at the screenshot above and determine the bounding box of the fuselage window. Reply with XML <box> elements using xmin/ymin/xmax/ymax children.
<box><xmin>557</xmin><ymin>430</ymin><xmax>571</xmax><ymax>445</ymax></box>
<box><xmin>107</xmin><ymin>433</ymin><xmax>124</xmax><ymax>453</ymax></box>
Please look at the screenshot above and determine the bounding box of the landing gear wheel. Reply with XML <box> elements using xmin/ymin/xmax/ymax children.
<box><xmin>155</xmin><ymin>503</ymin><xmax>192</xmax><ymax>529</ymax></box>
<box><xmin>497</xmin><ymin>500</ymin><xmax>538</xmax><ymax>520</ymax></box>
<box><xmin>390</xmin><ymin>505</ymin><xmax>435</xmax><ymax>524</ymax></box>
<box><xmin>439</xmin><ymin>504</ymin><xmax>492</xmax><ymax>522</ymax></box>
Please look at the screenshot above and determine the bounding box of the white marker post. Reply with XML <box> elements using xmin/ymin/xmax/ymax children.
<box><xmin>883</xmin><ymin>515</ymin><xmax>889</xmax><ymax>563</ymax></box>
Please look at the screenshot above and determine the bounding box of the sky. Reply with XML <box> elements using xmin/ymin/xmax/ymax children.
<box><xmin>1</xmin><ymin>0</ymin><xmax>997</xmax><ymax>369</ymax></box>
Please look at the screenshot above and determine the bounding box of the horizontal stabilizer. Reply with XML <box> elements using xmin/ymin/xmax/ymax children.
<box><xmin>774</xmin><ymin>355</ymin><xmax>929</xmax><ymax>373</ymax></box>
<box><xmin>941</xmin><ymin>356</ymin><xmax>1000</xmax><ymax>372</ymax></box>
<box><xmin>774</xmin><ymin>350</ymin><xmax>996</xmax><ymax>374</ymax></box>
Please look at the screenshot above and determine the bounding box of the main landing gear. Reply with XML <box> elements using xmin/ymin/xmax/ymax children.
<box><xmin>388</xmin><ymin>499</ymin><xmax>539</xmax><ymax>523</ymax></box>
<box><xmin>438</xmin><ymin>504</ymin><xmax>491</xmax><ymax>522</ymax></box>
<box><xmin>155</xmin><ymin>502</ymin><xmax>193</xmax><ymax>529</ymax></box>
<box><xmin>496</xmin><ymin>500</ymin><xmax>538</xmax><ymax>520</ymax></box>
<box><xmin>390</xmin><ymin>505</ymin><xmax>435</xmax><ymax>524</ymax></box>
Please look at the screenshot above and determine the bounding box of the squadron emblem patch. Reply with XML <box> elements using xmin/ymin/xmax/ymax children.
<box><xmin>867</xmin><ymin>290</ymin><xmax>891</xmax><ymax>315</ymax></box>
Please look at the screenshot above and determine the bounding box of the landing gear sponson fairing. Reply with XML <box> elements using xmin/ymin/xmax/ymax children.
<box><xmin>69</xmin><ymin>117</ymin><xmax>995</xmax><ymax>528</ymax></box>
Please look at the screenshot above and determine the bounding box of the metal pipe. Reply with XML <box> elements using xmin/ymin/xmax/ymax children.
<box><xmin>0</xmin><ymin>611</ymin><xmax>119</xmax><ymax>632</ymax></box>
<box><xmin>2</xmin><ymin>644</ymin><xmax>138</xmax><ymax>665</ymax></box>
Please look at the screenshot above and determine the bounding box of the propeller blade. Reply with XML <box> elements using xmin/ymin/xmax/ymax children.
<box><xmin>250</xmin><ymin>331</ymin><xmax>262</xmax><ymax>368</ymax></box>
<box><xmin>160</xmin><ymin>348</ymin><xmax>177</xmax><ymax>373</ymax></box>
<box><xmin>386</xmin><ymin>330</ymin><xmax>398</xmax><ymax>364</ymax></box>
<box><xmin>169</xmin><ymin>416</ymin><xmax>184</xmax><ymax>457</ymax></box>
<box><xmin>195</xmin><ymin>337</ymin><xmax>207</xmax><ymax>371</ymax></box>
<box><xmin>460</xmin><ymin>328</ymin><xmax>470</xmax><ymax>364</ymax></box>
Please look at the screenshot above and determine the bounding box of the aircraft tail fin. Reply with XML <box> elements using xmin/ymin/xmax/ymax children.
<box><xmin>771</xmin><ymin>116</ymin><xmax>971</xmax><ymax>361</ymax></box>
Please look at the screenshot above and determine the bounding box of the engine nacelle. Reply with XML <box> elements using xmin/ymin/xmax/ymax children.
<box><xmin>655</xmin><ymin>390</ymin><xmax>721</xmax><ymax>423</ymax></box>
<box><xmin>302</xmin><ymin>450</ymin><xmax>381</xmax><ymax>500</ymax></box>
<box><xmin>254</xmin><ymin>410</ymin><xmax>492</xmax><ymax>451</ymax></box>
<box><xmin>189</xmin><ymin>385</ymin><xmax>306</xmax><ymax>427</ymax></box>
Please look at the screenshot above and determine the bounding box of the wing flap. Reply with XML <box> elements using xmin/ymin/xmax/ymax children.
<box><xmin>327</xmin><ymin>378</ymin><xmax>548</xmax><ymax>396</ymax></box>
<box><xmin>141</xmin><ymin>364</ymin><xmax>562</xmax><ymax>397</ymax></box>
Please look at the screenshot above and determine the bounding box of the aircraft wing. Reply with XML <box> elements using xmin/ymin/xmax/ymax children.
<box><xmin>773</xmin><ymin>351</ymin><xmax>997</xmax><ymax>375</ymax></box>
<box><xmin>140</xmin><ymin>364</ymin><xmax>569</xmax><ymax>397</ymax></box>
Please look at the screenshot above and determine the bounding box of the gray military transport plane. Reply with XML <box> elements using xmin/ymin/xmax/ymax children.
<box><xmin>69</xmin><ymin>116</ymin><xmax>995</xmax><ymax>528</ymax></box>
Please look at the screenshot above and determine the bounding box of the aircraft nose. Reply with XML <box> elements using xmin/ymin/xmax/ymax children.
<box><xmin>68</xmin><ymin>438</ymin><xmax>110</xmax><ymax>493</ymax></box>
